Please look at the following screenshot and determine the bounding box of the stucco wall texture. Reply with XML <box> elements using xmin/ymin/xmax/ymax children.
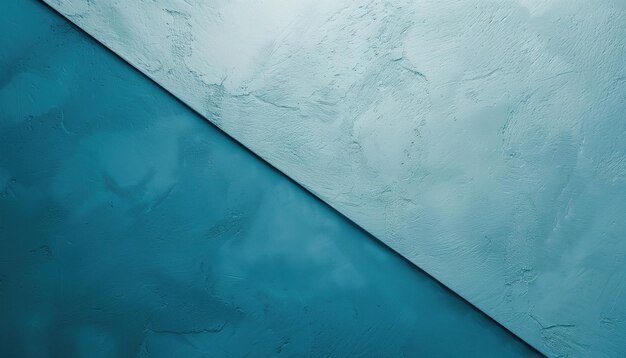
<box><xmin>0</xmin><ymin>1</ymin><xmax>540</xmax><ymax>357</ymax></box>
<box><xmin>41</xmin><ymin>0</ymin><xmax>626</xmax><ymax>356</ymax></box>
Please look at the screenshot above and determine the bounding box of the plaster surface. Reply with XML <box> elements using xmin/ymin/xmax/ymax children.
<box><xmin>42</xmin><ymin>0</ymin><xmax>626</xmax><ymax>356</ymax></box>
<box><xmin>0</xmin><ymin>0</ymin><xmax>540</xmax><ymax>356</ymax></box>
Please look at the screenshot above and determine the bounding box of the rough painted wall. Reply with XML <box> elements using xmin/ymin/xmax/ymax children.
<box><xmin>0</xmin><ymin>1</ymin><xmax>539</xmax><ymax>357</ymax></box>
<box><xmin>41</xmin><ymin>0</ymin><xmax>626</xmax><ymax>356</ymax></box>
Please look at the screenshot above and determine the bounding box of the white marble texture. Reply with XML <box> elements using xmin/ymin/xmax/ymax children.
<box><xmin>43</xmin><ymin>0</ymin><xmax>626</xmax><ymax>356</ymax></box>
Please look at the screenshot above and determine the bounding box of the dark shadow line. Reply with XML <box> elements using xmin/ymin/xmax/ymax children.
<box><xmin>36</xmin><ymin>1</ymin><xmax>545</xmax><ymax>355</ymax></box>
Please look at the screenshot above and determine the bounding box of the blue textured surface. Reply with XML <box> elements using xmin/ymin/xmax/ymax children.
<box><xmin>0</xmin><ymin>1</ymin><xmax>539</xmax><ymax>357</ymax></box>
<box><xmin>39</xmin><ymin>1</ymin><xmax>626</xmax><ymax>355</ymax></box>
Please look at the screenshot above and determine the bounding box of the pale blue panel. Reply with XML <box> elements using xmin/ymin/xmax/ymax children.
<box><xmin>40</xmin><ymin>1</ymin><xmax>626</xmax><ymax>356</ymax></box>
<box><xmin>0</xmin><ymin>1</ymin><xmax>538</xmax><ymax>357</ymax></box>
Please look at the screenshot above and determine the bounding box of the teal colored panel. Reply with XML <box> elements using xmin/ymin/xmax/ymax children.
<box><xmin>0</xmin><ymin>1</ymin><xmax>538</xmax><ymax>357</ymax></box>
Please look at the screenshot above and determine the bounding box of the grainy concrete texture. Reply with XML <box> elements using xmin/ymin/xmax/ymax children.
<box><xmin>41</xmin><ymin>0</ymin><xmax>626</xmax><ymax>356</ymax></box>
<box><xmin>0</xmin><ymin>1</ymin><xmax>540</xmax><ymax>357</ymax></box>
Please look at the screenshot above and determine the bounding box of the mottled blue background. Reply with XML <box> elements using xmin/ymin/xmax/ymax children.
<box><xmin>0</xmin><ymin>1</ymin><xmax>538</xmax><ymax>357</ymax></box>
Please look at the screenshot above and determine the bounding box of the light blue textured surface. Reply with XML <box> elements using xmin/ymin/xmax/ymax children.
<box><xmin>41</xmin><ymin>0</ymin><xmax>626</xmax><ymax>356</ymax></box>
<box><xmin>0</xmin><ymin>1</ymin><xmax>539</xmax><ymax>357</ymax></box>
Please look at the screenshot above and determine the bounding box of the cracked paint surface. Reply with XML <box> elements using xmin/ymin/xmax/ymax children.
<box><xmin>41</xmin><ymin>0</ymin><xmax>626</xmax><ymax>356</ymax></box>
<box><xmin>0</xmin><ymin>0</ymin><xmax>540</xmax><ymax>356</ymax></box>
